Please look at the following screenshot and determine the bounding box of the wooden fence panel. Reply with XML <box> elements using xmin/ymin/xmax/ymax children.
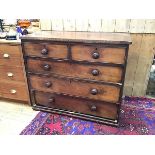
<box><xmin>40</xmin><ymin>19</ymin><xmax>155</xmax><ymax>34</ymax></box>
<box><xmin>132</xmin><ymin>34</ymin><xmax>155</xmax><ymax>96</ymax></box>
<box><xmin>123</xmin><ymin>34</ymin><xmax>143</xmax><ymax>96</ymax></box>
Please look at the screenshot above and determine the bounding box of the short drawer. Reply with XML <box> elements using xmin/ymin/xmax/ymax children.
<box><xmin>23</xmin><ymin>42</ymin><xmax>68</xmax><ymax>59</ymax></box>
<box><xmin>0</xmin><ymin>44</ymin><xmax>22</xmax><ymax>66</ymax></box>
<box><xmin>29</xmin><ymin>75</ymin><xmax>121</xmax><ymax>103</ymax></box>
<box><xmin>72</xmin><ymin>45</ymin><xmax>126</xmax><ymax>64</ymax></box>
<box><xmin>27</xmin><ymin>59</ymin><xmax>123</xmax><ymax>83</ymax></box>
<box><xmin>0</xmin><ymin>81</ymin><xmax>28</xmax><ymax>101</ymax></box>
<box><xmin>0</xmin><ymin>65</ymin><xmax>25</xmax><ymax>82</ymax></box>
<box><xmin>0</xmin><ymin>58</ymin><xmax>23</xmax><ymax>66</ymax></box>
<box><xmin>34</xmin><ymin>91</ymin><xmax>118</xmax><ymax>120</ymax></box>
<box><xmin>0</xmin><ymin>44</ymin><xmax>22</xmax><ymax>56</ymax></box>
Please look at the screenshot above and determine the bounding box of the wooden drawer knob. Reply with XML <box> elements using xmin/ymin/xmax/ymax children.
<box><xmin>91</xmin><ymin>69</ymin><xmax>99</xmax><ymax>76</ymax></box>
<box><xmin>45</xmin><ymin>82</ymin><xmax>52</xmax><ymax>88</ymax></box>
<box><xmin>91</xmin><ymin>105</ymin><xmax>97</xmax><ymax>111</ymax></box>
<box><xmin>91</xmin><ymin>88</ymin><xmax>98</xmax><ymax>95</ymax></box>
<box><xmin>10</xmin><ymin>89</ymin><xmax>16</xmax><ymax>94</ymax></box>
<box><xmin>48</xmin><ymin>97</ymin><xmax>55</xmax><ymax>103</ymax></box>
<box><xmin>92</xmin><ymin>52</ymin><xmax>99</xmax><ymax>59</ymax></box>
<box><xmin>3</xmin><ymin>53</ymin><xmax>10</xmax><ymax>58</ymax></box>
<box><xmin>43</xmin><ymin>64</ymin><xmax>51</xmax><ymax>71</ymax></box>
<box><xmin>7</xmin><ymin>72</ymin><xmax>14</xmax><ymax>77</ymax></box>
<box><xmin>41</xmin><ymin>48</ymin><xmax>48</xmax><ymax>55</ymax></box>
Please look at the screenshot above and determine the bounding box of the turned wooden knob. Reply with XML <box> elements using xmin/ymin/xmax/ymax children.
<box><xmin>92</xmin><ymin>69</ymin><xmax>99</xmax><ymax>76</ymax></box>
<box><xmin>41</xmin><ymin>48</ymin><xmax>48</xmax><ymax>55</ymax></box>
<box><xmin>45</xmin><ymin>82</ymin><xmax>52</xmax><ymax>88</ymax></box>
<box><xmin>43</xmin><ymin>64</ymin><xmax>51</xmax><ymax>71</ymax></box>
<box><xmin>91</xmin><ymin>88</ymin><xmax>98</xmax><ymax>95</ymax></box>
<box><xmin>48</xmin><ymin>97</ymin><xmax>55</xmax><ymax>103</ymax></box>
<box><xmin>92</xmin><ymin>52</ymin><xmax>99</xmax><ymax>59</ymax></box>
<box><xmin>91</xmin><ymin>105</ymin><xmax>97</xmax><ymax>111</ymax></box>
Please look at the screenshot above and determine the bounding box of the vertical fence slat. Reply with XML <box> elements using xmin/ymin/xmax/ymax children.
<box><xmin>40</xmin><ymin>19</ymin><xmax>52</xmax><ymax>30</ymax></box>
<box><xmin>101</xmin><ymin>19</ymin><xmax>115</xmax><ymax>32</ymax></box>
<box><xmin>144</xmin><ymin>19</ymin><xmax>155</xmax><ymax>33</ymax></box>
<box><xmin>115</xmin><ymin>19</ymin><xmax>130</xmax><ymax>32</ymax></box>
<box><xmin>51</xmin><ymin>19</ymin><xmax>64</xmax><ymax>31</ymax></box>
<box><xmin>129</xmin><ymin>19</ymin><xmax>146</xmax><ymax>33</ymax></box>
<box><xmin>63</xmin><ymin>19</ymin><xmax>76</xmax><ymax>31</ymax></box>
<box><xmin>75</xmin><ymin>19</ymin><xmax>88</xmax><ymax>31</ymax></box>
<box><xmin>87</xmin><ymin>19</ymin><xmax>102</xmax><ymax>32</ymax></box>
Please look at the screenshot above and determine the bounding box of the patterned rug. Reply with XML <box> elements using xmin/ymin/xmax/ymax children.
<box><xmin>20</xmin><ymin>96</ymin><xmax>155</xmax><ymax>135</ymax></box>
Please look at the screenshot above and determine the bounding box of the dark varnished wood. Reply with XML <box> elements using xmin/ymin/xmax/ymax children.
<box><xmin>27</xmin><ymin>59</ymin><xmax>123</xmax><ymax>83</ymax></box>
<box><xmin>34</xmin><ymin>91</ymin><xmax>118</xmax><ymax>120</ymax></box>
<box><xmin>72</xmin><ymin>45</ymin><xmax>126</xmax><ymax>64</ymax></box>
<box><xmin>21</xmin><ymin>31</ymin><xmax>131</xmax><ymax>126</ymax></box>
<box><xmin>24</xmin><ymin>42</ymin><xmax>68</xmax><ymax>59</ymax></box>
<box><xmin>33</xmin><ymin>106</ymin><xmax>119</xmax><ymax>126</ymax></box>
<box><xmin>29</xmin><ymin>74</ymin><xmax>120</xmax><ymax>103</ymax></box>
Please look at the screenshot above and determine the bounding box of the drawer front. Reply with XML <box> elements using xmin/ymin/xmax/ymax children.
<box><xmin>0</xmin><ymin>81</ymin><xmax>28</xmax><ymax>101</ymax></box>
<box><xmin>0</xmin><ymin>58</ymin><xmax>23</xmax><ymax>66</ymax></box>
<box><xmin>0</xmin><ymin>44</ymin><xmax>22</xmax><ymax>57</ymax></box>
<box><xmin>24</xmin><ymin>42</ymin><xmax>68</xmax><ymax>59</ymax></box>
<box><xmin>29</xmin><ymin>75</ymin><xmax>120</xmax><ymax>103</ymax></box>
<box><xmin>72</xmin><ymin>45</ymin><xmax>126</xmax><ymax>64</ymax></box>
<box><xmin>0</xmin><ymin>44</ymin><xmax>22</xmax><ymax>66</ymax></box>
<box><xmin>0</xmin><ymin>65</ymin><xmax>25</xmax><ymax>82</ymax></box>
<box><xmin>27</xmin><ymin>59</ymin><xmax>123</xmax><ymax>83</ymax></box>
<box><xmin>34</xmin><ymin>91</ymin><xmax>118</xmax><ymax>120</ymax></box>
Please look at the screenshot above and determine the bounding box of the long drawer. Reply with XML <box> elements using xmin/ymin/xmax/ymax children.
<box><xmin>0</xmin><ymin>80</ymin><xmax>28</xmax><ymax>101</ymax></box>
<box><xmin>34</xmin><ymin>91</ymin><xmax>118</xmax><ymax>120</ymax></box>
<box><xmin>29</xmin><ymin>75</ymin><xmax>120</xmax><ymax>103</ymax></box>
<box><xmin>71</xmin><ymin>45</ymin><xmax>126</xmax><ymax>64</ymax></box>
<box><xmin>0</xmin><ymin>65</ymin><xmax>25</xmax><ymax>82</ymax></box>
<box><xmin>27</xmin><ymin>59</ymin><xmax>123</xmax><ymax>83</ymax></box>
<box><xmin>23</xmin><ymin>42</ymin><xmax>68</xmax><ymax>59</ymax></box>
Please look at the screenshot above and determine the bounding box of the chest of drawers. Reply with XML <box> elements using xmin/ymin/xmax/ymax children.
<box><xmin>0</xmin><ymin>41</ymin><xmax>29</xmax><ymax>102</ymax></box>
<box><xmin>21</xmin><ymin>31</ymin><xmax>131</xmax><ymax>126</ymax></box>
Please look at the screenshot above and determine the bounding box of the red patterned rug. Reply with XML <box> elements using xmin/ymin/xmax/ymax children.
<box><xmin>20</xmin><ymin>97</ymin><xmax>155</xmax><ymax>135</ymax></box>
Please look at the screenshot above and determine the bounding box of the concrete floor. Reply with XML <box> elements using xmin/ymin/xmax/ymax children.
<box><xmin>0</xmin><ymin>100</ymin><xmax>38</xmax><ymax>135</ymax></box>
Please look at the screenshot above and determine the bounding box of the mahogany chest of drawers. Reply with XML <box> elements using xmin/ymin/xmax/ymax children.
<box><xmin>21</xmin><ymin>31</ymin><xmax>131</xmax><ymax>126</ymax></box>
<box><xmin>0</xmin><ymin>40</ymin><xmax>28</xmax><ymax>102</ymax></box>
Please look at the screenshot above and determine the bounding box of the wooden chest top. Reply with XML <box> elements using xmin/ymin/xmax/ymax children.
<box><xmin>21</xmin><ymin>31</ymin><xmax>132</xmax><ymax>44</ymax></box>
